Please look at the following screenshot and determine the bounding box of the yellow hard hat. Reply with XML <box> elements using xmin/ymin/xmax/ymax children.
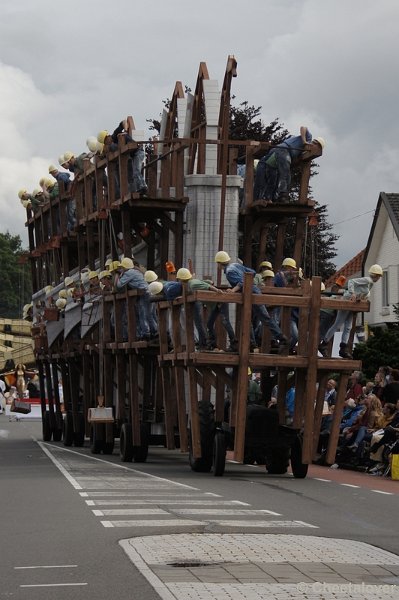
<box><xmin>105</xmin><ymin>258</ymin><xmax>113</xmax><ymax>268</ymax></box>
<box><xmin>63</xmin><ymin>151</ymin><xmax>74</xmax><ymax>163</ymax></box>
<box><xmin>368</xmin><ymin>264</ymin><xmax>383</xmax><ymax>276</ymax></box>
<box><xmin>86</xmin><ymin>136</ymin><xmax>98</xmax><ymax>152</ymax></box>
<box><xmin>97</xmin><ymin>130</ymin><xmax>109</xmax><ymax>144</ymax></box>
<box><xmin>44</xmin><ymin>285</ymin><xmax>53</xmax><ymax>294</ymax></box>
<box><xmin>21</xmin><ymin>200</ymin><xmax>30</xmax><ymax>208</ymax></box>
<box><xmin>88</xmin><ymin>270</ymin><xmax>99</xmax><ymax>280</ymax></box>
<box><xmin>22</xmin><ymin>303</ymin><xmax>32</xmax><ymax>314</ymax></box>
<box><xmin>176</xmin><ymin>267</ymin><xmax>192</xmax><ymax>281</ymax></box>
<box><xmin>56</xmin><ymin>298</ymin><xmax>67</xmax><ymax>309</ymax></box>
<box><xmin>18</xmin><ymin>189</ymin><xmax>28</xmax><ymax>199</ymax></box>
<box><xmin>282</xmin><ymin>257</ymin><xmax>297</xmax><ymax>269</ymax></box>
<box><xmin>108</xmin><ymin>260</ymin><xmax>121</xmax><ymax>272</ymax></box>
<box><xmin>313</xmin><ymin>137</ymin><xmax>325</xmax><ymax>149</ymax></box>
<box><xmin>58</xmin><ymin>289</ymin><xmax>68</xmax><ymax>299</ymax></box>
<box><xmin>96</xmin><ymin>141</ymin><xmax>104</xmax><ymax>154</ymax></box>
<box><xmin>214</xmin><ymin>250</ymin><xmax>231</xmax><ymax>263</ymax></box>
<box><xmin>120</xmin><ymin>257</ymin><xmax>134</xmax><ymax>270</ymax></box>
<box><xmin>66</xmin><ymin>288</ymin><xmax>75</xmax><ymax>298</ymax></box>
<box><xmin>262</xmin><ymin>270</ymin><xmax>275</xmax><ymax>278</ymax></box>
<box><xmin>39</xmin><ymin>177</ymin><xmax>46</xmax><ymax>187</ymax></box>
<box><xmin>99</xmin><ymin>270</ymin><xmax>112</xmax><ymax>280</ymax></box>
<box><xmin>32</xmin><ymin>188</ymin><xmax>42</xmax><ymax>198</ymax></box>
<box><xmin>48</xmin><ymin>164</ymin><xmax>58</xmax><ymax>174</ymax></box>
<box><xmin>64</xmin><ymin>276</ymin><xmax>74</xmax><ymax>287</ymax></box>
<box><xmin>248</xmin><ymin>367</ymin><xmax>252</xmax><ymax>375</ymax></box>
<box><xmin>144</xmin><ymin>270</ymin><xmax>158</xmax><ymax>283</ymax></box>
<box><xmin>259</xmin><ymin>260</ymin><xmax>273</xmax><ymax>270</ymax></box>
<box><xmin>148</xmin><ymin>281</ymin><xmax>164</xmax><ymax>295</ymax></box>
<box><xmin>58</xmin><ymin>154</ymin><xmax>65</xmax><ymax>166</ymax></box>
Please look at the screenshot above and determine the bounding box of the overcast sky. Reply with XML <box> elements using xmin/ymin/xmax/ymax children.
<box><xmin>1</xmin><ymin>0</ymin><xmax>398</xmax><ymax>268</ymax></box>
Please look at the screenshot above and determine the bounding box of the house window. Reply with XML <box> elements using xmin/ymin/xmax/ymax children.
<box><xmin>382</xmin><ymin>270</ymin><xmax>389</xmax><ymax>307</ymax></box>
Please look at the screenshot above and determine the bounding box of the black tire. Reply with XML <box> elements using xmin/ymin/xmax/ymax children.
<box><xmin>120</xmin><ymin>423</ymin><xmax>134</xmax><ymax>462</ymax></box>
<box><xmin>42</xmin><ymin>411</ymin><xmax>52</xmax><ymax>442</ymax></box>
<box><xmin>73</xmin><ymin>414</ymin><xmax>85</xmax><ymax>447</ymax></box>
<box><xmin>103</xmin><ymin>439</ymin><xmax>115</xmax><ymax>455</ymax></box>
<box><xmin>90</xmin><ymin>424</ymin><xmax>105</xmax><ymax>454</ymax></box>
<box><xmin>133</xmin><ymin>423</ymin><xmax>149</xmax><ymax>463</ymax></box>
<box><xmin>52</xmin><ymin>424</ymin><xmax>63</xmax><ymax>442</ymax></box>
<box><xmin>290</xmin><ymin>435</ymin><xmax>308</xmax><ymax>478</ymax></box>
<box><xmin>63</xmin><ymin>412</ymin><xmax>74</xmax><ymax>446</ymax></box>
<box><xmin>213</xmin><ymin>431</ymin><xmax>226</xmax><ymax>476</ymax></box>
<box><xmin>189</xmin><ymin>401</ymin><xmax>214</xmax><ymax>473</ymax></box>
<box><xmin>265</xmin><ymin>447</ymin><xmax>290</xmax><ymax>475</ymax></box>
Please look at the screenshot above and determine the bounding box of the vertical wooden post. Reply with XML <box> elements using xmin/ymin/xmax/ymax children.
<box><xmin>326</xmin><ymin>372</ymin><xmax>350</xmax><ymax>465</ymax></box>
<box><xmin>234</xmin><ymin>273</ymin><xmax>252</xmax><ymax>462</ymax></box>
<box><xmin>301</xmin><ymin>276</ymin><xmax>322</xmax><ymax>463</ymax></box>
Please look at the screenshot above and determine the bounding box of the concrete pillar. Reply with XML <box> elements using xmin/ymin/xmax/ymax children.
<box><xmin>183</xmin><ymin>174</ymin><xmax>241</xmax><ymax>280</ymax></box>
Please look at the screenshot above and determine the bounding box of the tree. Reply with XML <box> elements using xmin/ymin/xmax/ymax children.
<box><xmin>0</xmin><ymin>232</ymin><xmax>32</xmax><ymax>318</ymax></box>
<box><xmin>147</xmin><ymin>96</ymin><xmax>338</xmax><ymax>277</ymax></box>
<box><xmin>353</xmin><ymin>326</ymin><xmax>399</xmax><ymax>379</ymax></box>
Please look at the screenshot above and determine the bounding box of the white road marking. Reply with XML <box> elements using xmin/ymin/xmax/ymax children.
<box><xmin>14</xmin><ymin>565</ymin><xmax>78</xmax><ymax>569</ymax></box>
<box><xmin>80</xmin><ymin>491</ymin><xmax>209</xmax><ymax>498</ymax></box>
<box><xmin>205</xmin><ymin>520</ymin><xmax>319</xmax><ymax>528</ymax></box>
<box><xmin>86</xmin><ymin>499</ymin><xmax>249</xmax><ymax>506</ymax></box>
<box><xmin>313</xmin><ymin>477</ymin><xmax>331</xmax><ymax>482</ymax></box>
<box><xmin>36</xmin><ymin>441</ymin><xmax>82</xmax><ymax>490</ymax></box>
<box><xmin>173</xmin><ymin>509</ymin><xmax>282</xmax><ymax>516</ymax></box>
<box><xmin>101</xmin><ymin>519</ymin><xmax>205</xmax><ymax>528</ymax></box>
<box><xmin>341</xmin><ymin>483</ymin><xmax>360</xmax><ymax>488</ymax></box>
<box><xmin>20</xmin><ymin>583</ymin><xmax>88</xmax><ymax>588</ymax></box>
<box><xmin>92</xmin><ymin>509</ymin><xmax>169</xmax><ymax>516</ymax></box>
<box><xmin>371</xmin><ymin>489</ymin><xmax>394</xmax><ymax>495</ymax></box>
<box><xmin>40</xmin><ymin>443</ymin><xmax>199</xmax><ymax>490</ymax></box>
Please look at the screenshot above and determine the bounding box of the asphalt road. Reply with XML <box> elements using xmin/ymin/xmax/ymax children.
<box><xmin>1</xmin><ymin>417</ymin><xmax>398</xmax><ymax>600</ymax></box>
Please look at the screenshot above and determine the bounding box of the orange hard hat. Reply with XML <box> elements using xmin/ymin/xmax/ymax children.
<box><xmin>335</xmin><ymin>275</ymin><xmax>346</xmax><ymax>287</ymax></box>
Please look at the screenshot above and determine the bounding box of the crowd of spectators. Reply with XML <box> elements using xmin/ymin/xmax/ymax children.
<box><xmin>318</xmin><ymin>367</ymin><xmax>399</xmax><ymax>475</ymax></box>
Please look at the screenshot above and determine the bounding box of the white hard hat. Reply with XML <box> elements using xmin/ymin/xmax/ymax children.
<box><xmin>56</xmin><ymin>298</ymin><xmax>67</xmax><ymax>309</ymax></box>
<box><xmin>368</xmin><ymin>264</ymin><xmax>383</xmax><ymax>276</ymax></box>
<box><xmin>86</xmin><ymin>136</ymin><xmax>98</xmax><ymax>152</ymax></box>
<box><xmin>313</xmin><ymin>137</ymin><xmax>325</xmax><ymax>150</ymax></box>
<box><xmin>214</xmin><ymin>250</ymin><xmax>231</xmax><ymax>263</ymax></box>
<box><xmin>144</xmin><ymin>270</ymin><xmax>158</xmax><ymax>283</ymax></box>
<box><xmin>148</xmin><ymin>281</ymin><xmax>164</xmax><ymax>295</ymax></box>
<box><xmin>176</xmin><ymin>268</ymin><xmax>192</xmax><ymax>281</ymax></box>
<box><xmin>120</xmin><ymin>257</ymin><xmax>134</xmax><ymax>270</ymax></box>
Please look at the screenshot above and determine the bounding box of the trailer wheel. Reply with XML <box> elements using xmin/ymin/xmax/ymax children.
<box><xmin>265</xmin><ymin>448</ymin><xmax>289</xmax><ymax>475</ymax></box>
<box><xmin>90</xmin><ymin>424</ymin><xmax>104</xmax><ymax>454</ymax></box>
<box><xmin>63</xmin><ymin>412</ymin><xmax>73</xmax><ymax>446</ymax></box>
<box><xmin>133</xmin><ymin>424</ymin><xmax>149</xmax><ymax>463</ymax></box>
<box><xmin>73</xmin><ymin>414</ymin><xmax>85</xmax><ymax>447</ymax></box>
<box><xmin>120</xmin><ymin>423</ymin><xmax>134</xmax><ymax>462</ymax></box>
<box><xmin>189</xmin><ymin>401</ymin><xmax>214</xmax><ymax>473</ymax></box>
<box><xmin>213</xmin><ymin>431</ymin><xmax>226</xmax><ymax>476</ymax></box>
<box><xmin>290</xmin><ymin>435</ymin><xmax>308</xmax><ymax>478</ymax></box>
<box><xmin>42</xmin><ymin>411</ymin><xmax>52</xmax><ymax>442</ymax></box>
<box><xmin>103</xmin><ymin>439</ymin><xmax>115</xmax><ymax>455</ymax></box>
<box><xmin>52</xmin><ymin>425</ymin><xmax>63</xmax><ymax>442</ymax></box>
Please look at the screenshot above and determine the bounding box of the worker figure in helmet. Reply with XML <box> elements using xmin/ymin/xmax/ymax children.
<box><xmin>214</xmin><ymin>251</ymin><xmax>288</xmax><ymax>353</ymax></box>
<box><xmin>255</xmin><ymin>127</ymin><xmax>325</xmax><ymax>203</ymax></box>
<box><xmin>97</xmin><ymin>121</ymin><xmax>147</xmax><ymax>196</ymax></box>
<box><xmin>48</xmin><ymin>164</ymin><xmax>71</xmax><ymax>189</ymax></box>
<box><xmin>114</xmin><ymin>257</ymin><xmax>157</xmax><ymax>341</ymax></box>
<box><xmin>319</xmin><ymin>265</ymin><xmax>383</xmax><ymax>359</ymax></box>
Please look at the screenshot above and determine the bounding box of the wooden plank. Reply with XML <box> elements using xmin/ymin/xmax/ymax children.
<box><xmin>302</xmin><ymin>276</ymin><xmax>322</xmax><ymax>464</ymax></box>
<box><xmin>233</xmin><ymin>273</ymin><xmax>252</xmax><ymax>462</ymax></box>
<box><xmin>129</xmin><ymin>353</ymin><xmax>141</xmax><ymax>447</ymax></box>
<box><xmin>161</xmin><ymin>366</ymin><xmax>177</xmax><ymax>449</ymax></box>
<box><xmin>174</xmin><ymin>365</ymin><xmax>188</xmax><ymax>452</ymax></box>
<box><xmin>326</xmin><ymin>372</ymin><xmax>350</xmax><ymax>465</ymax></box>
<box><xmin>312</xmin><ymin>373</ymin><xmax>329</xmax><ymax>458</ymax></box>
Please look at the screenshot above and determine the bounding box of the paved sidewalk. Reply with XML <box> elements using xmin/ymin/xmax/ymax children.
<box><xmin>121</xmin><ymin>534</ymin><xmax>399</xmax><ymax>599</ymax></box>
